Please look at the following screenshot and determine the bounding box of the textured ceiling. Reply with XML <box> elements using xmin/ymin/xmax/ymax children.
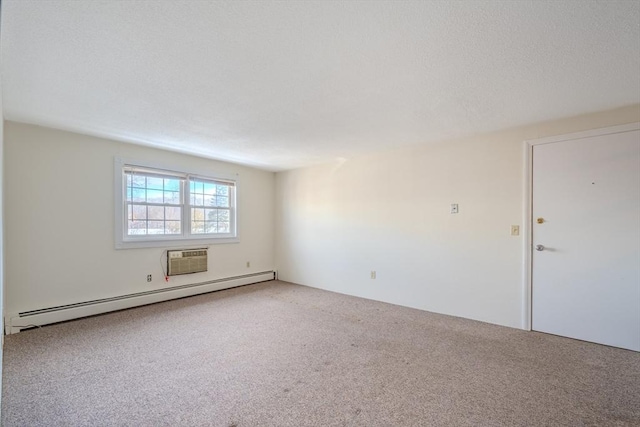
<box><xmin>2</xmin><ymin>1</ymin><xmax>639</xmax><ymax>171</ymax></box>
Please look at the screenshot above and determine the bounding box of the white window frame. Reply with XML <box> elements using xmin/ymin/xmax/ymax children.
<box><xmin>114</xmin><ymin>157</ymin><xmax>239</xmax><ymax>249</ymax></box>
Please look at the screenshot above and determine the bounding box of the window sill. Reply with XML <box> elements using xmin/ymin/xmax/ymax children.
<box><xmin>115</xmin><ymin>236</ymin><xmax>239</xmax><ymax>250</ymax></box>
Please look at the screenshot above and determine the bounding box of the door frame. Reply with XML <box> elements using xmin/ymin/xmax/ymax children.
<box><xmin>522</xmin><ymin>122</ymin><xmax>640</xmax><ymax>331</ymax></box>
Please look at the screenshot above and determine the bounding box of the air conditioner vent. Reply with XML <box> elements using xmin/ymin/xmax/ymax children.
<box><xmin>167</xmin><ymin>249</ymin><xmax>208</xmax><ymax>276</ymax></box>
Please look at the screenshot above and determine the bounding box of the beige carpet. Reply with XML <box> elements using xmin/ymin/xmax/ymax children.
<box><xmin>2</xmin><ymin>280</ymin><xmax>639</xmax><ymax>426</ymax></box>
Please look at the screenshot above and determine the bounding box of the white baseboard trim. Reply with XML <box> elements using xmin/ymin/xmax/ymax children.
<box><xmin>5</xmin><ymin>271</ymin><xmax>274</xmax><ymax>334</ymax></box>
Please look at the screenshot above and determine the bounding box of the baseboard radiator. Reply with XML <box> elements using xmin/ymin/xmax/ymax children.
<box><xmin>6</xmin><ymin>271</ymin><xmax>275</xmax><ymax>334</ymax></box>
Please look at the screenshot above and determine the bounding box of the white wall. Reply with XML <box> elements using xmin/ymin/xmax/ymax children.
<box><xmin>4</xmin><ymin>122</ymin><xmax>275</xmax><ymax>317</ymax></box>
<box><xmin>4</xmin><ymin>105</ymin><xmax>639</xmax><ymax>331</ymax></box>
<box><xmin>275</xmin><ymin>105</ymin><xmax>640</xmax><ymax>329</ymax></box>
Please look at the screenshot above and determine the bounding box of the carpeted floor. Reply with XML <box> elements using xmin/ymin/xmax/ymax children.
<box><xmin>2</xmin><ymin>280</ymin><xmax>639</xmax><ymax>426</ymax></box>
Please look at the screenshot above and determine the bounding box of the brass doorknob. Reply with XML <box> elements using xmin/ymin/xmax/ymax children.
<box><xmin>537</xmin><ymin>218</ymin><xmax>544</xmax><ymax>224</ymax></box>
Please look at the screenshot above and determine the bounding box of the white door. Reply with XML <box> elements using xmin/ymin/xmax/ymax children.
<box><xmin>531</xmin><ymin>126</ymin><xmax>640</xmax><ymax>351</ymax></box>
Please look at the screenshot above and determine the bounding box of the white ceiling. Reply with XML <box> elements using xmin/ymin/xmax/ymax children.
<box><xmin>2</xmin><ymin>1</ymin><xmax>639</xmax><ymax>171</ymax></box>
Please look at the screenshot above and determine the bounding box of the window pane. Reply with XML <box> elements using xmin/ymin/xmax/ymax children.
<box><xmin>192</xmin><ymin>221</ymin><xmax>204</xmax><ymax>234</ymax></box>
<box><xmin>218</xmin><ymin>222</ymin><xmax>230</xmax><ymax>233</ymax></box>
<box><xmin>217</xmin><ymin>185</ymin><xmax>229</xmax><ymax>196</ymax></box>
<box><xmin>148</xmin><ymin>205</ymin><xmax>164</xmax><ymax>220</ymax></box>
<box><xmin>147</xmin><ymin>177</ymin><xmax>164</xmax><ymax>190</ymax></box>
<box><xmin>127</xmin><ymin>205</ymin><xmax>133</xmax><ymax>221</ymax></box>
<box><xmin>218</xmin><ymin>209</ymin><xmax>230</xmax><ymax>221</ymax></box>
<box><xmin>165</xmin><ymin>178</ymin><xmax>180</xmax><ymax>191</ymax></box>
<box><xmin>215</xmin><ymin>196</ymin><xmax>229</xmax><ymax>208</ymax></box>
<box><xmin>204</xmin><ymin>208</ymin><xmax>216</xmax><ymax>221</ymax></box>
<box><xmin>164</xmin><ymin>191</ymin><xmax>180</xmax><ymax>204</ymax></box>
<box><xmin>205</xmin><ymin>222</ymin><xmax>218</xmax><ymax>233</ymax></box>
<box><xmin>203</xmin><ymin>194</ymin><xmax>215</xmax><ymax>206</ymax></box>
<box><xmin>194</xmin><ymin>194</ymin><xmax>204</xmax><ymax>207</ymax></box>
<box><xmin>132</xmin><ymin>205</ymin><xmax>147</xmax><ymax>220</ymax></box>
<box><xmin>126</xmin><ymin>186</ymin><xmax>132</xmax><ymax>201</ymax></box>
<box><xmin>165</xmin><ymin>221</ymin><xmax>181</xmax><ymax>234</ymax></box>
<box><xmin>166</xmin><ymin>206</ymin><xmax>181</xmax><ymax>220</ymax></box>
<box><xmin>208</xmin><ymin>209</ymin><xmax>217</xmax><ymax>222</ymax></box>
<box><xmin>148</xmin><ymin>221</ymin><xmax>164</xmax><ymax>234</ymax></box>
<box><xmin>204</xmin><ymin>183</ymin><xmax>216</xmax><ymax>195</ymax></box>
<box><xmin>128</xmin><ymin>220</ymin><xmax>147</xmax><ymax>235</ymax></box>
<box><xmin>132</xmin><ymin>188</ymin><xmax>145</xmax><ymax>203</ymax></box>
<box><xmin>147</xmin><ymin>190</ymin><xmax>163</xmax><ymax>203</ymax></box>
<box><xmin>192</xmin><ymin>208</ymin><xmax>204</xmax><ymax>221</ymax></box>
<box><xmin>132</xmin><ymin>175</ymin><xmax>146</xmax><ymax>188</ymax></box>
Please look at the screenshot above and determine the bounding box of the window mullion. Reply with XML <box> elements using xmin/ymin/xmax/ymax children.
<box><xmin>183</xmin><ymin>178</ymin><xmax>190</xmax><ymax>238</ymax></box>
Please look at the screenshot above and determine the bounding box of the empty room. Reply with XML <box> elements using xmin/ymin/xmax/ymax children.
<box><xmin>0</xmin><ymin>1</ymin><xmax>639</xmax><ymax>426</ymax></box>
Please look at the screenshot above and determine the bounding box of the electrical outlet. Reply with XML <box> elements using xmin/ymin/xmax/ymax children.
<box><xmin>147</xmin><ymin>274</ymin><xmax>152</xmax><ymax>282</ymax></box>
<box><xmin>370</xmin><ymin>271</ymin><xmax>376</xmax><ymax>279</ymax></box>
<box><xmin>246</xmin><ymin>261</ymin><xmax>250</xmax><ymax>268</ymax></box>
<box><xmin>450</xmin><ymin>204</ymin><xmax>459</xmax><ymax>214</ymax></box>
<box><xmin>511</xmin><ymin>225</ymin><xmax>520</xmax><ymax>236</ymax></box>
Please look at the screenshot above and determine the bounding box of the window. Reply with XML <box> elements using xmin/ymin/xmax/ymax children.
<box><xmin>189</xmin><ymin>178</ymin><xmax>232</xmax><ymax>235</ymax></box>
<box><xmin>126</xmin><ymin>169</ymin><xmax>183</xmax><ymax>236</ymax></box>
<box><xmin>115</xmin><ymin>159</ymin><xmax>237</xmax><ymax>249</ymax></box>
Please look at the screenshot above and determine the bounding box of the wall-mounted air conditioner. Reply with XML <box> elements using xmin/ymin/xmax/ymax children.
<box><xmin>167</xmin><ymin>249</ymin><xmax>208</xmax><ymax>276</ymax></box>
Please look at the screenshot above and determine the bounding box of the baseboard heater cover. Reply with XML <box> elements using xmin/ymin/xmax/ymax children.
<box><xmin>6</xmin><ymin>271</ymin><xmax>275</xmax><ymax>334</ymax></box>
